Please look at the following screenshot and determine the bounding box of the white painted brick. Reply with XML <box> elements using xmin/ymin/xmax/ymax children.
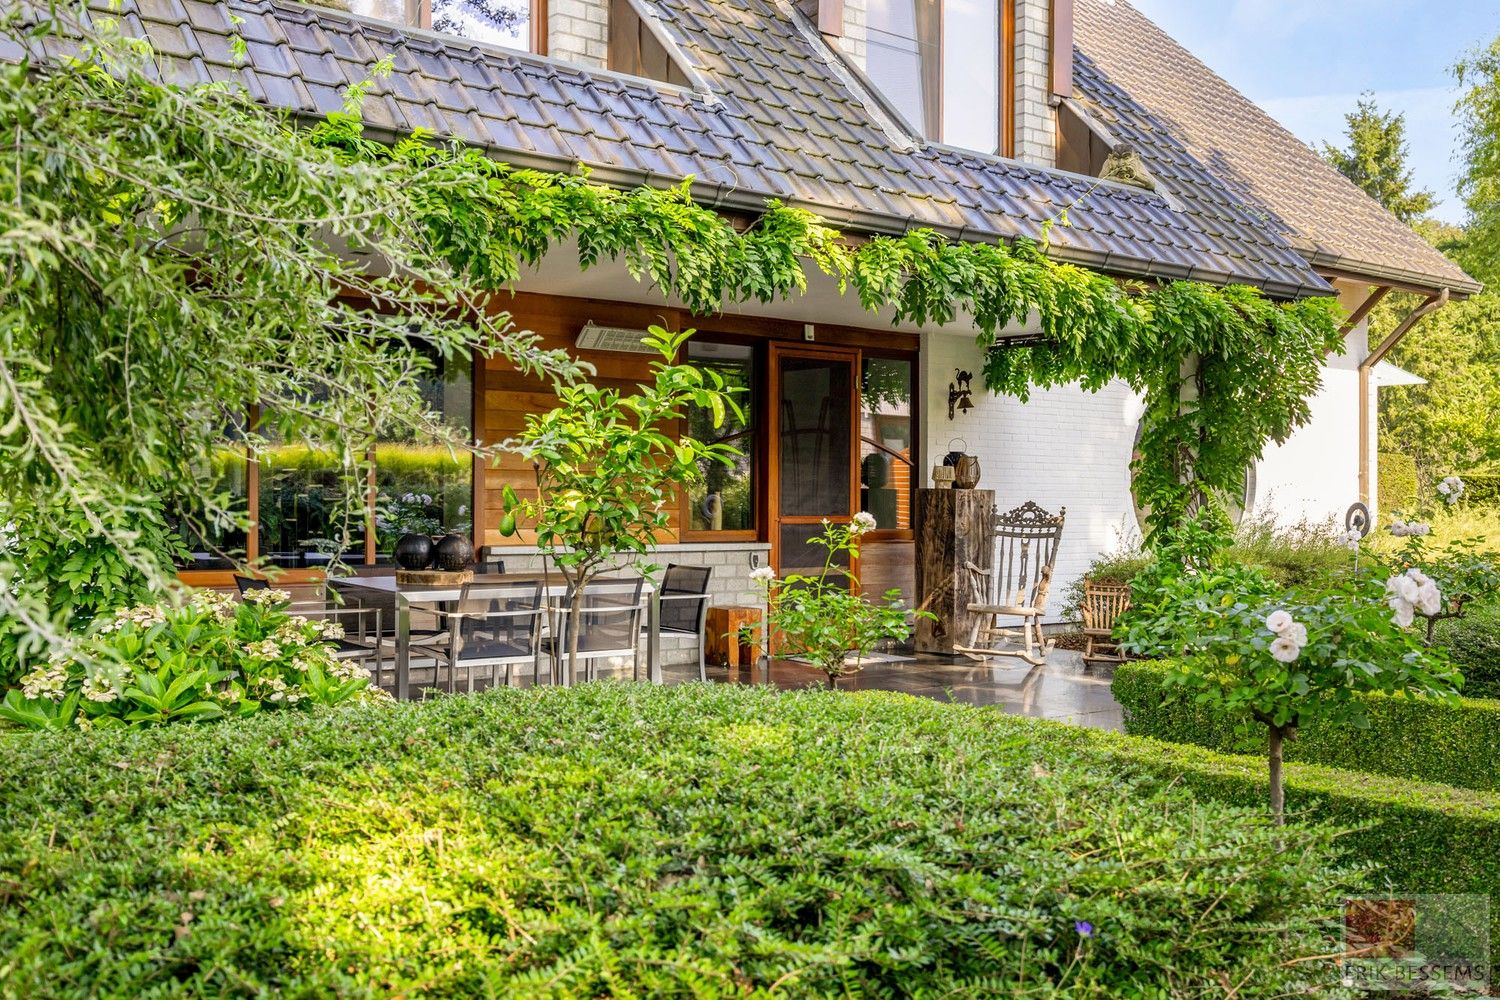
<box><xmin>548</xmin><ymin>0</ymin><xmax>608</xmax><ymax>69</ymax></box>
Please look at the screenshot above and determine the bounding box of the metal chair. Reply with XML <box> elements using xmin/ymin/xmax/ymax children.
<box><xmin>954</xmin><ymin>501</ymin><xmax>1067</xmax><ymax>666</ymax></box>
<box><xmin>234</xmin><ymin>575</ymin><xmax>268</xmax><ymax>593</ymax></box>
<box><xmin>654</xmin><ymin>564</ymin><xmax>712</xmax><ymax>681</ymax></box>
<box><xmin>1080</xmin><ymin>579</ymin><xmax>1131</xmax><ymax>666</ymax></box>
<box><xmin>409</xmin><ymin>580</ymin><xmax>546</xmax><ymax>694</ymax></box>
<box><xmin>547</xmin><ymin>578</ymin><xmax>646</xmax><ymax>685</ymax></box>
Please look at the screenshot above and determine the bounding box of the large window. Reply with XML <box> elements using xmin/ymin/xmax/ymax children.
<box><xmin>866</xmin><ymin>0</ymin><xmax>1011</xmax><ymax>155</ymax></box>
<box><xmin>685</xmin><ymin>341</ymin><xmax>755</xmax><ymax>534</ymax></box>
<box><xmin>175</xmin><ymin>353</ymin><xmax>473</xmax><ymax>574</ymax></box>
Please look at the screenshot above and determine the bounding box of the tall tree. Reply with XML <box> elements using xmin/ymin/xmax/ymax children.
<box><xmin>1456</xmin><ymin>35</ymin><xmax>1500</xmax><ymax>284</ymax></box>
<box><xmin>1321</xmin><ymin>93</ymin><xmax>1437</xmax><ymax>224</ymax></box>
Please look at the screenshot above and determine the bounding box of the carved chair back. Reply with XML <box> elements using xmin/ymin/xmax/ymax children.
<box><xmin>981</xmin><ymin>501</ymin><xmax>1067</xmax><ymax>611</ymax></box>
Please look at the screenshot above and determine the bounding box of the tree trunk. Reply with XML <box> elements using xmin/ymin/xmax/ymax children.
<box><xmin>1268</xmin><ymin>724</ymin><xmax>1286</xmax><ymax>825</ymax></box>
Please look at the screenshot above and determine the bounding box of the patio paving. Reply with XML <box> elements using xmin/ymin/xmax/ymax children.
<box><xmin>660</xmin><ymin>649</ymin><xmax>1126</xmax><ymax>732</ymax></box>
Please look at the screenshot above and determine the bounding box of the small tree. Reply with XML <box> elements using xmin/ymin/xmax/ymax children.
<box><xmin>754</xmin><ymin>516</ymin><xmax>931</xmax><ymax>688</ymax></box>
<box><xmin>500</xmin><ymin>326</ymin><xmax>741</xmax><ymax>684</ymax></box>
<box><xmin>1120</xmin><ymin>516</ymin><xmax>1461</xmax><ymax>823</ymax></box>
<box><xmin>1320</xmin><ymin>93</ymin><xmax>1436</xmax><ymax>224</ymax></box>
<box><xmin>1139</xmin><ymin>572</ymin><xmax>1459</xmax><ymax>823</ymax></box>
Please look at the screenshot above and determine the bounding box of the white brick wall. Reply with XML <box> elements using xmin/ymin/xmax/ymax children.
<box><xmin>549</xmin><ymin>0</ymin><xmax>608</xmax><ymax>69</ymax></box>
<box><xmin>1013</xmin><ymin>0</ymin><xmax>1055</xmax><ymax>166</ymax></box>
<box><xmin>920</xmin><ymin>320</ymin><xmax>1368</xmax><ymax>623</ymax></box>
<box><xmin>839</xmin><ymin>0</ymin><xmax>867</xmax><ymax>70</ymax></box>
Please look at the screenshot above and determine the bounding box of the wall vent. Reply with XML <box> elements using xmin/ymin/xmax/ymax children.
<box><xmin>576</xmin><ymin>322</ymin><xmax>655</xmax><ymax>354</ymax></box>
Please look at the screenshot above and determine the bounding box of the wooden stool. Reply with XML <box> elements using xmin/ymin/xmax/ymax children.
<box><xmin>706</xmin><ymin>606</ymin><xmax>763</xmax><ymax>668</ymax></box>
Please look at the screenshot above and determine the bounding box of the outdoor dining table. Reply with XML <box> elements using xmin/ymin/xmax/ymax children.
<box><xmin>332</xmin><ymin>573</ymin><xmax>661</xmax><ymax>700</ymax></box>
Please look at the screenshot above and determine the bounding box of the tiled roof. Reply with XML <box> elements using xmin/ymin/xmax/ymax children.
<box><xmin>1072</xmin><ymin>0</ymin><xmax>1480</xmax><ymax>297</ymax></box>
<box><xmin>21</xmin><ymin>0</ymin><xmax>1337</xmax><ymax>299</ymax></box>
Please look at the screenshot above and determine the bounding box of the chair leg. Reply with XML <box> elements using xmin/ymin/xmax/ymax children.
<box><xmin>697</xmin><ymin>636</ymin><xmax>706</xmax><ymax>683</ymax></box>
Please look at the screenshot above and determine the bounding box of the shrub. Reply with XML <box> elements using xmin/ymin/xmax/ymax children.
<box><xmin>1379</xmin><ymin>452</ymin><xmax>1420</xmax><ymax>513</ymax></box>
<box><xmin>1462</xmin><ymin>468</ymin><xmax>1500</xmax><ymax>507</ymax></box>
<box><xmin>1037</xmin><ymin>724</ymin><xmax>1500</xmax><ymax>952</ymax></box>
<box><xmin>0</xmin><ymin>685</ymin><xmax>1356</xmax><ymax>998</ymax></box>
<box><xmin>0</xmin><ymin>590</ymin><xmax>373</xmax><ymax>731</ymax></box>
<box><xmin>1113</xmin><ymin>660</ymin><xmax>1500</xmax><ymax>792</ymax></box>
<box><xmin>1229</xmin><ymin>507</ymin><xmax>1354</xmax><ymax>589</ymax></box>
<box><xmin>1437</xmin><ymin>596</ymin><xmax>1500</xmax><ymax>698</ymax></box>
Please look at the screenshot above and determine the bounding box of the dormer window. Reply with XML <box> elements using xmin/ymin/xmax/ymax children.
<box><xmin>429</xmin><ymin>0</ymin><xmax>537</xmax><ymax>51</ymax></box>
<box><xmin>348</xmin><ymin>0</ymin><xmax>545</xmax><ymax>53</ymax></box>
<box><xmin>866</xmin><ymin>0</ymin><xmax>1014</xmax><ymax>156</ymax></box>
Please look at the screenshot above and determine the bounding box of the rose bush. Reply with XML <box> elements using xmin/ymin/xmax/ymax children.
<box><xmin>0</xmin><ymin>589</ymin><xmax>376</xmax><ymax>731</ymax></box>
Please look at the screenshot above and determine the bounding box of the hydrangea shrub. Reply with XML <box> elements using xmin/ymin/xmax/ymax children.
<box><xmin>0</xmin><ymin>590</ymin><xmax>375</xmax><ymax>731</ymax></box>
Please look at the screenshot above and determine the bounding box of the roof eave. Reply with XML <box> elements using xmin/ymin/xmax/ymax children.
<box><xmin>1297</xmin><ymin>245</ymin><xmax>1483</xmax><ymax>300</ymax></box>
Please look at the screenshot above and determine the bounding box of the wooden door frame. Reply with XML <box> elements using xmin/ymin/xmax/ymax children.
<box><xmin>767</xmin><ymin>342</ymin><xmax>862</xmax><ymax>582</ymax></box>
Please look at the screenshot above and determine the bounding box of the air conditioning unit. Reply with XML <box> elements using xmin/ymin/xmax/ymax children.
<box><xmin>576</xmin><ymin>322</ymin><xmax>655</xmax><ymax>354</ymax></box>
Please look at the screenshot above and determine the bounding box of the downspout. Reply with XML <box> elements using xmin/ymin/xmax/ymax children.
<box><xmin>1357</xmin><ymin>288</ymin><xmax>1449</xmax><ymax>506</ymax></box>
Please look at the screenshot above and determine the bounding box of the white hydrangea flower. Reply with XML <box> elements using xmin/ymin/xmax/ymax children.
<box><xmin>315</xmin><ymin>620</ymin><xmax>345</xmax><ymax>640</ymax></box>
<box><xmin>242</xmin><ymin>588</ymin><xmax>292</xmax><ymax>607</ymax></box>
<box><xmin>244</xmin><ymin>639</ymin><xmax>281</xmax><ymax>660</ymax></box>
<box><xmin>20</xmin><ymin>663</ymin><xmax>69</xmax><ymax>701</ymax></box>
<box><xmin>1264</xmin><ymin>610</ymin><xmax>1294</xmax><ymax>635</ymax></box>
<box><xmin>80</xmin><ymin>672</ymin><xmax>119</xmax><ymax>704</ymax></box>
<box><xmin>1269</xmin><ymin>636</ymin><xmax>1302</xmax><ymax>663</ymax></box>
<box><xmin>851</xmin><ymin>511</ymin><xmax>879</xmax><ymax>535</ymax></box>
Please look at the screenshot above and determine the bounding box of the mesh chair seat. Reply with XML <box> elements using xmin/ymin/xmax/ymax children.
<box><xmin>548</xmin><ymin>578</ymin><xmax>646</xmax><ymax>684</ymax></box>
<box><xmin>412</xmin><ymin>581</ymin><xmax>546</xmax><ymax>695</ymax></box>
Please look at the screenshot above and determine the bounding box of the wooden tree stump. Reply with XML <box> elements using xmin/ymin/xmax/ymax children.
<box><xmin>706</xmin><ymin>606</ymin><xmax>763</xmax><ymax>668</ymax></box>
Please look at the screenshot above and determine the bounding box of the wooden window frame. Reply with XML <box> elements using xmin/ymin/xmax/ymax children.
<box><xmin>415</xmin><ymin>0</ymin><xmax>548</xmax><ymax>55</ymax></box>
<box><xmin>681</xmin><ymin>333</ymin><xmax>763</xmax><ymax>544</ymax></box>
<box><xmin>857</xmin><ymin>348</ymin><xmax>920</xmax><ymax>543</ymax></box>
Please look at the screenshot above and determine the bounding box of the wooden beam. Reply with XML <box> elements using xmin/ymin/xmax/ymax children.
<box><xmin>1338</xmin><ymin>284</ymin><xmax>1390</xmax><ymax>337</ymax></box>
<box><xmin>1358</xmin><ymin>290</ymin><xmax>1448</xmax><ymax>505</ymax></box>
<box><xmin>818</xmin><ymin>0</ymin><xmax>844</xmax><ymax>36</ymax></box>
<box><xmin>1050</xmin><ymin>0</ymin><xmax>1074</xmax><ymax>98</ymax></box>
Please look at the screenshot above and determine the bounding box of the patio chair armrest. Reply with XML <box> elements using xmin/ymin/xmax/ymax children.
<box><xmin>656</xmin><ymin>593</ymin><xmax>710</xmax><ymax>604</ymax></box>
<box><xmin>422</xmin><ymin>606</ymin><xmax>546</xmax><ymax>624</ymax></box>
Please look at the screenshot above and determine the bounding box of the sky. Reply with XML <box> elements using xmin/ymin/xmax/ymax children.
<box><xmin>1129</xmin><ymin>0</ymin><xmax>1500</xmax><ymax>223</ymax></box>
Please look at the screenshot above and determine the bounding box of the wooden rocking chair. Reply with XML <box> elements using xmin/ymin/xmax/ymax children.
<box><xmin>954</xmin><ymin>502</ymin><xmax>1066</xmax><ymax>666</ymax></box>
<box><xmin>1080</xmin><ymin>579</ymin><xmax>1132</xmax><ymax>666</ymax></box>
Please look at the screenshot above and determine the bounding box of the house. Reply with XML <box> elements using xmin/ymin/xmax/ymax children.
<box><xmin>89</xmin><ymin>0</ymin><xmax>1479</xmax><ymax>641</ymax></box>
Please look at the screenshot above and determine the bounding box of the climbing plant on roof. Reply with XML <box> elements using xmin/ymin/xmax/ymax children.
<box><xmin>312</xmin><ymin>112</ymin><xmax>1345</xmax><ymax>542</ymax></box>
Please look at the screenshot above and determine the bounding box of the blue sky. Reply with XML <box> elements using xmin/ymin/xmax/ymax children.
<box><xmin>1130</xmin><ymin>0</ymin><xmax>1500</xmax><ymax>223</ymax></box>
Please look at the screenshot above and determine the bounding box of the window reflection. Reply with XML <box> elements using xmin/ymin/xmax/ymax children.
<box><xmin>430</xmin><ymin>0</ymin><xmax>532</xmax><ymax>50</ymax></box>
<box><xmin>170</xmin><ymin>445</ymin><xmax>250</xmax><ymax>570</ymax></box>
<box><xmin>687</xmin><ymin>341</ymin><xmax>754</xmax><ymax>532</ymax></box>
<box><xmin>860</xmin><ymin>357</ymin><xmax>914</xmax><ymax>530</ymax></box>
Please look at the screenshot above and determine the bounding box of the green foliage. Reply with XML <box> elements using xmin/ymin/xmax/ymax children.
<box><xmin>1040</xmin><ymin>723</ymin><xmax>1500</xmax><ymax>952</ymax></box>
<box><xmin>1378</xmin><ymin>291</ymin><xmax>1500</xmax><ymax>475</ymax></box>
<box><xmin>502</xmin><ymin>327</ymin><xmax>741</xmax><ymax>681</ymax></box>
<box><xmin>1113</xmin><ymin>659</ymin><xmax>1500</xmax><ymax>792</ymax></box>
<box><xmin>755</xmin><ymin>516</ymin><xmax>931</xmax><ymax>686</ymax></box>
<box><xmin>313</xmin><ymin>115</ymin><xmax>1345</xmax><ymax>545</ymax></box>
<box><xmin>1379</xmin><ymin>451</ymin><xmax>1420</xmax><ymax>513</ymax></box>
<box><xmin>1435</xmin><ymin>596</ymin><xmax>1500</xmax><ymax>698</ymax></box>
<box><xmin>987</xmin><ymin>285</ymin><xmax>1344</xmax><ymax>540</ymax></box>
<box><xmin>1461</xmin><ymin>468</ymin><xmax>1500</xmax><ymax>506</ymax></box>
<box><xmin>0</xmin><ymin>4</ymin><xmax>578</xmax><ymax>656</ymax></box>
<box><xmin>0</xmin><ymin>590</ymin><xmax>373</xmax><ymax>732</ymax></box>
<box><xmin>1456</xmin><ymin>33</ymin><xmax>1500</xmax><ymax>285</ymax></box>
<box><xmin>1320</xmin><ymin>93</ymin><xmax>1437</xmax><ymax>223</ymax></box>
<box><xmin>0</xmin><ymin>499</ymin><xmax>181</xmax><ymax>687</ymax></box>
<box><xmin>0</xmin><ymin>684</ymin><xmax>1358</xmax><ymax>997</ymax></box>
<box><xmin>1230</xmin><ymin>507</ymin><xmax>1355</xmax><ymax>589</ymax></box>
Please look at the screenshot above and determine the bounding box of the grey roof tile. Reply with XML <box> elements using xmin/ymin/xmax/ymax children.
<box><xmin>57</xmin><ymin>0</ymin><xmax>1350</xmax><ymax>297</ymax></box>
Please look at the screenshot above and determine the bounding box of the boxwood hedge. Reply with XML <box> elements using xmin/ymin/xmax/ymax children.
<box><xmin>1112</xmin><ymin>659</ymin><xmax>1500</xmax><ymax>792</ymax></box>
<box><xmin>1045</xmin><ymin>723</ymin><xmax>1500</xmax><ymax>950</ymax></box>
<box><xmin>0</xmin><ymin>684</ymin><xmax>1353</xmax><ymax>998</ymax></box>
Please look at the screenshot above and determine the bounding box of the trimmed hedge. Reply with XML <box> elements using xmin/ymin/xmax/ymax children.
<box><xmin>1378</xmin><ymin>451</ymin><xmax>1419</xmax><ymax>513</ymax></box>
<box><xmin>1112</xmin><ymin>659</ymin><xmax>1500</xmax><ymax>792</ymax></box>
<box><xmin>0</xmin><ymin>685</ymin><xmax>1353</xmax><ymax>998</ymax></box>
<box><xmin>1438</xmin><ymin>598</ymin><xmax>1500</xmax><ymax>699</ymax></box>
<box><xmin>1042</xmin><ymin>724</ymin><xmax>1500</xmax><ymax>950</ymax></box>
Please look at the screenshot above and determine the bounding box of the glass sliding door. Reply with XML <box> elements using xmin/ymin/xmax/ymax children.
<box><xmin>769</xmin><ymin>346</ymin><xmax>859</xmax><ymax>582</ymax></box>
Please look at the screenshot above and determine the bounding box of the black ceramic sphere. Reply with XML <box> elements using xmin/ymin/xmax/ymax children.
<box><xmin>394</xmin><ymin>532</ymin><xmax>434</xmax><ymax>570</ymax></box>
<box><xmin>434</xmin><ymin>532</ymin><xmax>474</xmax><ymax>572</ymax></box>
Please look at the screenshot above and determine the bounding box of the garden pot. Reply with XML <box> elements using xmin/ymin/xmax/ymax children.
<box><xmin>434</xmin><ymin>532</ymin><xmax>474</xmax><ymax>572</ymax></box>
<box><xmin>394</xmin><ymin>532</ymin><xmax>434</xmax><ymax>570</ymax></box>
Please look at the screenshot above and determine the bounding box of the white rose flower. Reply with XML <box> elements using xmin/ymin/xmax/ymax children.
<box><xmin>749</xmin><ymin>566</ymin><xmax>776</xmax><ymax>585</ymax></box>
<box><xmin>1438</xmin><ymin>481</ymin><xmax>1452</xmax><ymax>496</ymax></box>
<box><xmin>1391</xmin><ymin>601</ymin><xmax>1416</xmax><ymax>628</ymax></box>
<box><xmin>1285</xmin><ymin>622</ymin><xmax>1309</xmax><ymax>647</ymax></box>
<box><xmin>1269</xmin><ymin>636</ymin><xmax>1302</xmax><ymax>663</ymax></box>
<box><xmin>1264</xmin><ymin>610</ymin><xmax>1294</xmax><ymax>635</ymax></box>
<box><xmin>851</xmin><ymin>511</ymin><xmax>878</xmax><ymax>534</ymax></box>
<box><xmin>1395</xmin><ymin>577</ymin><xmax>1420</xmax><ymax>604</ymax></box>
